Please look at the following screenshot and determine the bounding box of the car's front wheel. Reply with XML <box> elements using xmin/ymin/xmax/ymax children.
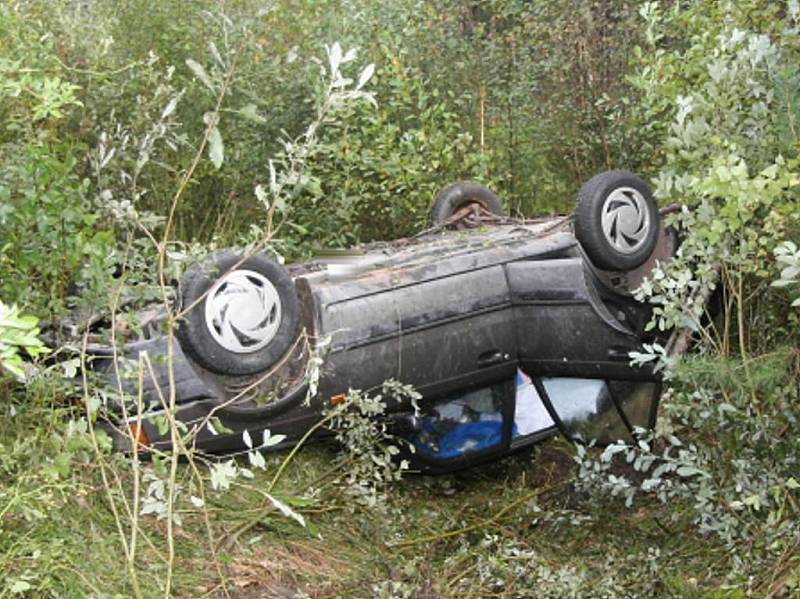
<box><xmin>176</xmin><ymin>250</ymin><xmax>300</xmax><ymax>376</ymax></box>
<box><xmin>574</xmin><ymin>170</ymin><xmax>660</xmax><ymax>271</ymax></box>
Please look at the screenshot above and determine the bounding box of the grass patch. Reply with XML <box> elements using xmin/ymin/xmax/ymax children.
<box><xmin>0</xmin><ymin>437</ymin><xmax>710</xmax><ymax>597</ymax></box>
<box><xmin>1</xmin><ymin>379</ymin><xmax>797</xmax><ymax>598</ymax></box>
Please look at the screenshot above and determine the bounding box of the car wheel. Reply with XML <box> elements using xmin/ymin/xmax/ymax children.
<box><xmin>430</xmin><ymin>181</ymin><xmax>504</xmax><ymax>227</ymax></box>
<box><xmin>176</xmin><ymin>250</ymin><xmax>300</xmax><ymax>376</ymax></box>
<box><xmin>574</xmin><ymin>170</ymin><xmax>660</xmax><ymax>271</ymax></box>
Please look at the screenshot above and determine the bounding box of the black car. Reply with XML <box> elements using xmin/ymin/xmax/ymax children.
<box><xmin>93</xmin><ymin>170</ymin><xmax>683</xmax><ymax>473</ymax></box>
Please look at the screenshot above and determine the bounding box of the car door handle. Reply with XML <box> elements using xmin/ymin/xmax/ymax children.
<box><xmin>607</xmin><ymin>347</ymin><xmax>632</xmax><ymax>361</ymax></box>
<box><xmin>477</xmin><ymin>350</ymin><xmax>509</xmax><ymax>368</ymax></box>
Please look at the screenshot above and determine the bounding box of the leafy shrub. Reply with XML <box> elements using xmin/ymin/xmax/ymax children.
<box><xmin>631</xmin><ymin>7</ymin><xmax>800</xmax><ymax>355</ymax></box>
<box><xmin>294</xmin><ymin>52</ymin><xmax>496</xmax><ymax>246</ymax></box>
<box><xmin>570</xmin><ymin>5</ymin><xmax>800</xmax><ymax>595</ymax></box>
<box><xmin>0</xmin><ymin>301</ymin><xmax>48</xmax><ymax>380</ymax></box>
<box><xmin>574</xmin><ymin>349</ymin><xmax>800</xmax><ymax>589</ymax></box>
<box><xmin>773</xmin><ymin>240</ymin><xmax>800</xmax><ymax>307</ymax></box>
<box><xmin>326</xmin><ymin>380</ymin><xmax>420</xmax><ymax>508</ymax></box>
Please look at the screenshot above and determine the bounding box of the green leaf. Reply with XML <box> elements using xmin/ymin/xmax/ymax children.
<box><xmin>185</xmin><ymin>58</ymin><xmax>215</xmax><ymax>92</ymax></box>
<box><xmin>305</xmin><ymin>519</ymin><xmax>321</xmax><ymax>538</ymax></box>
<box><xmin>743</xmin><ymin>494</ymin><xmax>762</xmax><ymax>511</ymax></box>
<box><xmin>676</xmin><ymin>466</ymin><xmax>703</xmax><ymax>477</ymax></box>
<box><xmin>152</xmin><ymin>454</ymin><xmax>168</xmax><ymax>478</ymax></box>
<box><xmin>254</xmin><ymin>184</ymin><xmax>269</xmax><ymax>210</ymax></box>
<box><xmin>263</xmin><ymin>430</ymin><xmax>286</xmax><ymax>447</ymax></box>
<box><xmin>209</xmin><ymin>417</ymin><xmax>233</xmax><ymax>435</ymax></box>
<box><xmin>248</xmin><ymin>450</ymin><xmax>266</xmax><ymax>470</ymax></box>
<box><xmin>328</xmin><ymin>42</ymin><xmax>342</xmax><ymax>74</ymax></box>
<box><xmin>53</xmin><ymin>453</ymin><xmax>72</xmax><ymax>478</ymax></box>
<box><xmin>210</xmin><ymin>460</ymin><xmax>237</xmax><ymax>491</ymax></box>
<box><xmin>152</xmin><ymin>415</ymin><xmax>170</xmax><ymax>436</ymax></box>
<box><xmin>357</xmin><ymin>63</ymin><xmax>375</xmax><ymax>90</ymax></box>
<box><xmin>9</xmin><ymin>580</ymin><xmax>32</xmax><ymax>594</ymax></box>
<box><xmin>280</xmin><ymin>495</ymin><xmax>314</xmax><ymax>507</ymax></box>
<box><xmin>208</xmin><ymin>126</ymin><xmax>224</xmax><ymax>169</ymax></box>
<box><xmin>265</xmin><ymin>492</ymin><xmax>305</xmax><ymax>528</ymax></box>
<box><xmin>239</xmin><ymin>103</ymin><xmax>267</xmax><ymax>124</ymax></box>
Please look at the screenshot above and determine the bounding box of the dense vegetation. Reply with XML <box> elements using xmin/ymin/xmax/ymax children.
<box><xmin>1</xmin><ymin>0</ymin><xmax>799</xmax><ymax>596</ymax></box>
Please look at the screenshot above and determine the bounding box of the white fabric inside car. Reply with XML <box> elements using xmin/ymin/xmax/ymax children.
<box><xmin>514</xmin><ymin>369</ymin><xmax>555</xmax><ymax>436</ymax></box>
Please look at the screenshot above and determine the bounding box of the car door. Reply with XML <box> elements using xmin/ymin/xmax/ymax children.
<box><xmin>311</xmin><ymin>263</ymin><xmax>516</xmax><ymax>399</ymax></box>
<box><xmin>508</xmin><ymin>256</ymin><xmax>655</xmax><ymax>381</ymax></box>
<box><xmin>506</xmin><ymin>256</ymin><xmax>662</xmax><ymax>445</ymax></box>
<box><xmin>394</xmin><ymin>264</ymin><xmax>517</xmax><ymax>398</ymax></box>
<box><xmin>405</xmin><ymin>377</ymin><xmax>517</xmax><ymax>473</ymax></box>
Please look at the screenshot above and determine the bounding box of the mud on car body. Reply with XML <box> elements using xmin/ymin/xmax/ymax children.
<box><xmin>85</xmin><ymin>170</ymin><xmax>686</xmax><ymax>473</ymax></box>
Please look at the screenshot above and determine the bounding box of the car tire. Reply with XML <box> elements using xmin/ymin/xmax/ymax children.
<box><xmin>430</xmin><ymin>181</ymin><xmax>504</xmax><ymax>226</ymax></box>
<box><xmin>574</xmin><ymin>170</ymin><xmax>660</xmax><ymax>271</ymax></box>
<box><xmin>176</xmin><ymin>250</ymin><xmax>300</xmax><ymax>376</ymax></box>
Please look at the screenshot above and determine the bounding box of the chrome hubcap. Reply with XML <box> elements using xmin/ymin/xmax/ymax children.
<box><xmin>600</xmin><ymin>187</ymin><xmax>650</xmax><ymax>255</ymax></box>
<box><xmin>204</xmin><ymin>269</ymin><xmax>281</xmax><ymax>353</ymax></box>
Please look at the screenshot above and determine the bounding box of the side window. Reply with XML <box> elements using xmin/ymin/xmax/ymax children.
<box><xmin>540</xmin><ymin>377</ymin><xmax>631</xmax><ymax>444</ymax></box>
<box><xmin>607</xmin><ymin>380</ymin><xmax>658</xmax><ymax>431</ymax></box>
<box><xmin>538</xmin><ymin>378</ymin><xmax>660</xmax><ymax>445</ymax></box>
<box><xmin>411</xmin><ymin>370</ymin><xmax>564</xmax><ymax>465</ymax></box>
<box><xmin>412</xmin><ymin>382</ymin><xmax>509</xmax><ymax>460</ymax></box>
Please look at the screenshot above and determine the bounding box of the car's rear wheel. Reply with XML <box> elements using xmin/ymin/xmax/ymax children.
<box><xmin>176</xmin><ymin>250</ymin><xmax>300</xmax><ymax>376</ymax></box>
<box><xmin>574</xmin><ymin>170</ymin><xmax>659</xmax><ymax>271</ymax></box>
<box><xmin>430</xmin><ymin>181</ymin><xmax>504</xmax><ymax>227</ymax></box>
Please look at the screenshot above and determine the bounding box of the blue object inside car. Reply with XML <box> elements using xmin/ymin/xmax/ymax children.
<box><xmin>414</xmin><ymin>418</ymin><xmax>512</xmax><ymax>459</ymax></box>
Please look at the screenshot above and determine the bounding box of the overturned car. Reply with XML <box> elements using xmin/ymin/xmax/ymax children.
<box><xmin>87</xmin><ymin>170</ymin><xmax>685</xmax><ymax>473</ymax></box>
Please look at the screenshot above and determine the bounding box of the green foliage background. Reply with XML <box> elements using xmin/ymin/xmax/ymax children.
<box><xmin>0</xmin><ymin>0</ymin><xmax>665</xmax><ymax>280</ymax></box>
<box><xmin>0</xmin><ymin>0</ymin><xmax>799</xmax><ymax>597</ymax></box>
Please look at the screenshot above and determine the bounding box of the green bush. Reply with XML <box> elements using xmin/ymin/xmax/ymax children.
<box><xmin>294</xmin><ymin>52</ymin><xmax>496</xmax><ymax>246</ymax></box>
<box><xmin>630</xmin><ymin>3</ymin><xmax>800</xmax><ymax>354</ymax></box>
<box><xmin>0</xmin><ymin>301</ymin><xmax>47</xmax><ymax>380</ymax></box>
<box><xmin>0</xmin><ymin>1</ymin><xmax>799</xmax><ymax>596</ymax></box>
